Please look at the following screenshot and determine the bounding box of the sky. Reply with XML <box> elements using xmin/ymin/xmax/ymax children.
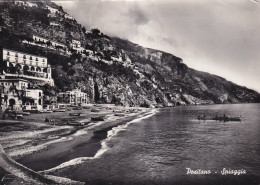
<box><xmin>53</xmin><ymin>0</ymin><xmax>260</xmax><ymax>92</ymax></box>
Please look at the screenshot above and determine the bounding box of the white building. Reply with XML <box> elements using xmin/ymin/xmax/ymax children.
<box><xmin>2</xmin><ymin>48</ymin><xmax>54</xmax><ymax>86</ymax></box>
<box><xmin>45</xmin><ymin>5</ymin><xmax>59</xmax><ymax>14</ymax></box>
<box><xmin>33</xmin><ymin>35</ymin><xmax>67</xmax><ymax>51</ymax></box>
<box><xmin>15</xmin><ymin>1</ymin><xmax>38</xmax><ymax>8</ymax></box>
<box><xmin>23</xmin><ymin>89</ymin><xmax>43</xmax><ymax>111</ymax></box>
<box><xmin>58</xmin><ymin>89</ymin><xmax>88</xmax><ymax>106</ymax></box>
<box><xmin>64</xmin><ymin>13</ymin><xmax>75</xmax><ymax>20</ymax></box>
<box><xmin>70</xmin><ymin>39</ymin><xmax>85</xmax><ymax>53</ymax></box>
<box><xmin>0</xmin><ymin>78</ymin><xmax>44</xmax><ymax>111</ymax></box>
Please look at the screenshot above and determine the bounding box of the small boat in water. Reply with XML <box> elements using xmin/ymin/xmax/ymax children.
<box><xmin>91</xmin><ymin>116</ymin><xmax>104</xmax><ymax>121</ymax></box>
<box><xmin>69</xmin><ymin>113</ymin><xmax>81</xmax><ymax>116</ymax></box>
<box><xmin>197</xmin><ymin>115</ymin><xmax>241</xmax><ymax>122</ymax></box>
<box><xmin>212</xmin><ymin>116</ymin><xmax>241</xmax><ymax>122</ymax></box>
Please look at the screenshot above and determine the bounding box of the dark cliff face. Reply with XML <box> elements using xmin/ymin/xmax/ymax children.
<box><xmin>0</xmin><ymin>1</ymin><xmax>260</xmax><ymax>107</ymax></box>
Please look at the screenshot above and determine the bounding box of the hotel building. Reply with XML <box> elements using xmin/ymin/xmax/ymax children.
<box><xmin>58</xmin><ymin>89</ymin><xmax>88</xmax><ymax>106</ymax></box>
<box><xmin>1</xmin><ymin>48</ymin><xmax>54</xmax><ymax>86</ymax></box>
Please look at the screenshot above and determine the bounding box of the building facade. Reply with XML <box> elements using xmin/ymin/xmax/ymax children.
<box><xmin>58</xmin><ymin>89</ymin><xmax>88</xmax><ymax>106</ymax></box>
<box><xmin>2</xmin><ymin>48</ymin><xmax>54</xmax><ymax>86</ymax></box>
<box><xmin>33</xmin><ymin>35</ymin><xmax>67</xmax><ymax>50</ymax></box>
<box><xmin>70</xmin><ymin>39</ymin><xmax>85</xmax><ymax>53</ymax></box>
<box><xmin>0</xmin><ymin>78</ymin><xmax>43</xmax><ymax>111</ymax></box>
<box><xmin>22</xmin><ymin>89</ymin><xmax>43</xmax><ymax>111</ymax></box>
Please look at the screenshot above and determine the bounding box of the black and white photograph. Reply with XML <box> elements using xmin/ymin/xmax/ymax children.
<box><xmin>0</xmin><ymin>0</ymin><xmax>259</xmax><ymax>184</ymax></box>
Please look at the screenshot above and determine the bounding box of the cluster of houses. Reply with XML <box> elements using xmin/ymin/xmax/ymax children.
<box><xmin>22</xmin><ymin>35</ymin><xmax>85</xmax><ymax>56</ymax></box>
<box><xmin>0</xmin><ymin>48</ymin><xmax>88</xmax><ymax>112</ymax></box>
<box><xmin>14</xmin><ymin>1</ymin><xmax>75</xmax><ymax>21</ymax></box>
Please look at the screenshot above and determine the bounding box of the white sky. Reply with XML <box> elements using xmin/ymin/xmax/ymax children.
<box><xmin>53</xmin><ymin>0</ymin><xmax>260</xmax><ymax>92</ymax></box>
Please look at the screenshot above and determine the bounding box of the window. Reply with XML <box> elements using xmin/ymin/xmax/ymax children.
<box><xmin>30</xmin><ymin>56</ymin><xmax>32</xmax><ymax>60</ymax></box>
<box><xmin>23</xmin><ymin>55</ymin><xmax>26</xmax><ymax>59</ymax></box>
<box><xmin>39</xmin><ymin>92</ymin><xmax>41</xmax><ymax>96</ymax></box>
<box><xmin>7</xmin><ymin>52</ymin><xmax>10</xmax><ymax>55</ymax></box>
<box><xmin>36</xmin><ymin>58</ymin><xmax>38</xmax><ymax>61</ymax></box>
<box><xmin>15</xmin><ymin>53</ymin><xmax>18</xmax><ymax>57</ymax></box>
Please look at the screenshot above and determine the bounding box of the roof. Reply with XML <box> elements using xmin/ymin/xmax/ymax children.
<box><xmin>0</xmin><ymin>78</ymin><xmax>29</xmax><ymax>83</ymax></box>
<box><xmin>3</xmin><ymin>48</ymin><xmax>47</xmax><ymax>60</ymax></box>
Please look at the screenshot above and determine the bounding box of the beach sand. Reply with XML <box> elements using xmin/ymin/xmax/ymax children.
<box><xmin>0</xmin><ymin>104</ymin><xmax>154</xmax><ymax>184</ymax></box>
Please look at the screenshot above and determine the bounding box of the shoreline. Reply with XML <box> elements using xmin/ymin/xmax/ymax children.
<box><xmin>0</xmin><ymin>105</ymin><xmax>157</xmax><ymax>184</ymax></box>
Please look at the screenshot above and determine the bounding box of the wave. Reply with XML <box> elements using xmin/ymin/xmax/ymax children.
<box><xmin>44</xmin><ymin>109</ymin><xmax>158</xmax><ymax>173</ymax></box>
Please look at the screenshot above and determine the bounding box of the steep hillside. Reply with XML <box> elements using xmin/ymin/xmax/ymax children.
<box><xmin>0</xmin><ymin>0</ymin><xmax>259</xmax><ymax>107</ymax></box>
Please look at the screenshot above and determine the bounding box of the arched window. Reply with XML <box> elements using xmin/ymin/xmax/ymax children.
<box><xmin>23</xmin><ymin>55</ymin><xmax>26</xmax><ymax>59</ymax></box>
<box><xmin>30</xmin><ymin>56</ymin><xmax>32</xmax><ymax>60</ymax></box>
<box><xmin>23</xmin><ymin>65</ymin><xmax>29</xmax><ymax>72</ymax></box>
<box><xmin>36</xmin><ymin>58</ymin><xmax>38</xmax><ymax>61</ymax></box>
<box><xmin>7</xmin><ymin>52</ymin><xmax>10</xmax><ymax>55</ymax></box>
<box><xmin>36</xmin><ymin>67</ymin><xmax>41</xmax><ymax>72</ymax></box>
<box><xmin>31</xmin><ymin>66</ymin><xmax>35</xmax><ymax>71</ymax></box>
<box><xmin>43</xmin><ymin>68</ymin><xmax>48</xmax><ymax>73</ymax></box>
<box><xmin>15</xmin><ymin>63</ymin><xmax>21</xmax><ymax>68</ymax></box>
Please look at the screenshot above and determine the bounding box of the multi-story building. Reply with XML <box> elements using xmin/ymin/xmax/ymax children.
<box><xmin>64</xmin><ymin>13</ymin><xmax>75</xmax><ymax>20</ymax></box>
<box><xmin>58</xmin><ymin>89</ymin><xmax>88</xmax><ymax>106</ymax></box>
<box><xmin>70</xmin><ymin>39</ymin><xmax>85</xmax><ymax>53</ymax></box>
<box><xmin>33</xmin><ymin>35</ymin><xmax>67</xmax><ymax>50</ymax></box>
<box><xmin>15</xmin><ymin>1</ymin><xmax>38</xmax><ymax>8</ymax></box>
<box><xmin>22</xmin><ymin>89</ymin><xmax>43</xmax><ymax>111</ymax></box>
<box><xmin>1</xmin><ymin>48</ymin><xmax>54</xmax><ymax>86</ymax></box>
<box><xmin>71</xmin><ymin>40</ymin><xmax>81</xmax><ymax>48</ymax></box>
<box><xmin>0</xmin><ymin>78</ymin><xmax>43</xmax><ymax>111</ymax></box>
<box><xmin>45</xmin><ymin>5</ymin><xmax>59</xmax><ymax>14</ymax></box>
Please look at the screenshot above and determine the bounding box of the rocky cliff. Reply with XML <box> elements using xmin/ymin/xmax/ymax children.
<box><xmin>0</xmin><ymin>0</ymin><xmax>259</xmax><ymax>107</ymax></box>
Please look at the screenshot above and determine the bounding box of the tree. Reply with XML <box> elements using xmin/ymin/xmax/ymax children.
<box><xmin>91</xmin><ymin>28</ymin><xmax>100</xmax><ymax>35</ymax></box>
<box><xmin>82</xmin><ymin>26</ymin><xmax>86</xmax><ymax>33</ymax></box>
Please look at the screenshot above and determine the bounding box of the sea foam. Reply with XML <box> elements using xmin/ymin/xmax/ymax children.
<box><xmin>44</xmin><ymin>109</ymin><xmax>158</xmax><ymax>173</ymax></box>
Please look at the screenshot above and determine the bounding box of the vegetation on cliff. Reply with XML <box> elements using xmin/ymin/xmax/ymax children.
<box><xmin>0</xmin><ymin>0</ymin><xmax>259</xmax><ymax>107</ymax></box>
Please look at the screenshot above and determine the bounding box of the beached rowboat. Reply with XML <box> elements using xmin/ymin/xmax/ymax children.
<box><xmin>69</xmin><ymin>113</ymin><xmax>81</xmax><ymax>116</ymax></box>
<box><xmin>91</xmin><ymin>116</ymin><xmax>104</xmax><ymax>121</ymax></box>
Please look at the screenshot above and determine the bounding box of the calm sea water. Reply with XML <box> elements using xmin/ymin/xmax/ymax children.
<box><xmin>63</xmin><ymin>104</ymin><xmax>259</xmax><ymax>185</ymax></box>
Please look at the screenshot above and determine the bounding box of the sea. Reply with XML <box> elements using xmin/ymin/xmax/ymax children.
<box><xmin>23</xmin><ymin>104</ymin><xmax>260</xmax><ymax>185</ymax></box>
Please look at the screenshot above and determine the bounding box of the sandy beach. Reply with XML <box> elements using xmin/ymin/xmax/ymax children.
<box><xmin>0</xmin><ymin>104</ymin><xmax>155</xmax><ymax>184</ymax></box>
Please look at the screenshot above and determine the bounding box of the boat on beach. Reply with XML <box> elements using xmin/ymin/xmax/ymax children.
<box><xmin>82</xmin><ymin>106</ymin><xmax>91</xmax><ymax>109</ymax></box>
<box><xmin>8</xmin><ymin>112</ymin><xmax>23</xmax><ymax>119</ymax></box>
<box><xmin>67</xmin><ymin>121</ymin><xmax>84</xmax><ymax>126</ymax></box>
<box><xmin>73</xmin><ymin>107</ymin><xmax>83</xmax><ymax>110</ymax></box>
<box><xmin>91</xmin><ymin>116</ymin><xmax>104</xmax><ymax>121</ymax></box>
<box><xmin>42</xmin><ymin>109</ymin><xmax>53</xmax><ymax>113</ymax></box>
<box><xmin>53</xmin><ymin>109</ymin><xmax>66</xmax><ymax>112</ymax></box>
<box><xmin>69</xmin><ymin>113</ymin><xmax>81</xmax><ymax>116</ymax></box>
<box><xmin>91</xmin><ymin>109</ymin><xmax>100</xmax><ymax>112</ymax></box>
<box><xmin>22</xmin><ymin>111</ymin><xmax>30</xmax><ymax>115</ymax></box>
<box><xmin>114</xmin><ymin>113</ymin><xmax>125</xmax><ymax>117</ymax></box>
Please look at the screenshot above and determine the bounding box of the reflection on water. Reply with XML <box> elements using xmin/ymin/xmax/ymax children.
<box><xmin>62</xmin><ymin>104</ymin><xmax>260</xmax><ymax>185</ymax></box>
